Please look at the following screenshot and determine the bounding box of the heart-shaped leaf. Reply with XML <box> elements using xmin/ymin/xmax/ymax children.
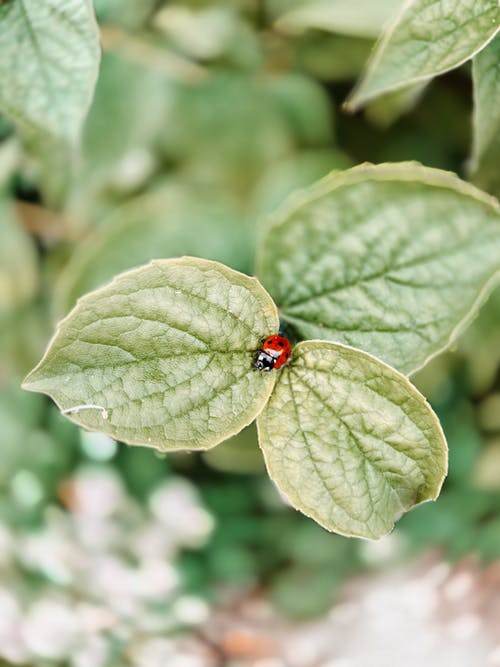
<box><xmin>257</xmin><ymin>162</ymin><xmax>500</xmax><ymax>375</ymax></box>
<box><xmin>23</xmin><ymin>258</ymin><xmax>279</xmax><ymax>450</ymax></box>
<box><xmin>257</xmin><ymin>341</ymin><xmax>448</xmax><ymax>539</ymax></box>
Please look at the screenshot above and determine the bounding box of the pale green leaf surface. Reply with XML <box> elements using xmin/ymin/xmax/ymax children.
<box><xmin>53</xmin><ymin>183</ymin><xmax>253</xmax><ymax>316</ymax></box>
<box><xmin>347</xmin><ymin>0</ymin><xmax>500</xmax><ymax>109</ymax></box>
<box><xmin>23</xmin><ymin>258</ymin><xmax>279</xmax><ymax>451</ymax></box>
<box><xmin>257</xmin><ymin>163</ymin><xmax>500</xmax><ymax>375</ymax></box>
<box><xmin>276</xmin><ymin>0</ymin><xmax>404</xmax><ymax>39</ymax></box>
<box><xmin>471</xmin><ymin>34</ymin><xmax>500</xmax><ymax>196</ymax></box>
<box><xmin>0</xmin><ymin>0</ymin><xmax>100</xmax><ymax>143</ymax></box>
<box><xmin>257</xmin><ymin>341</ymin><xmax>447</xmax><ymax>539</ymax></box>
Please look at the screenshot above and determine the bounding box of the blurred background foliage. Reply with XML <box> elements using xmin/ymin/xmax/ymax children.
<box><xmin>1</xmin><ymin>0</ymin><xmax>500</xmax><ymax>664</ymax></box>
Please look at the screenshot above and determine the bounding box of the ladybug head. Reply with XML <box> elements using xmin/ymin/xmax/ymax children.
<box><xmin>253</xmin><ymin>350</ymin><xmax>275</xmax><ymax>372</ymax></box>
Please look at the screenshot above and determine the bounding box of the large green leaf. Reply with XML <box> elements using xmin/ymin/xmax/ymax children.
<box><xmin>257</xmin><ymin>341</ymin><xmax>447</xmax><ymax>539</ymax></box>
<box><xmin>257</xmin><ymin>163</ymin><xmax>500</xmax><ymax>375</ymax></box>
<box><xmin>347</xmin><ymin>0</ymin><xmax>500</xmax><ymax>109</ymax></box>
<box><xmin>471</xmin><ymin>34</ymin><xmax>500</xmax><ymax>197</ymax></box>
<box><xmin>23</xmin><ymin>258</ymin><xmax>279</xmax><ymax>451</ymax></box>
<box><xmin>0</xmin><ymin>0</ymin><xmax>100</xmax><ymax>143</ymax></box>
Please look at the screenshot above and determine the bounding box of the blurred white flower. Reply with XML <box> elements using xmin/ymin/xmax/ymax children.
<box><xmin>172</xmin><ymin>595</ymin><xmax>211</xmax><ymax>626</ymax></box>
<box><xmin>71</xmin><ymin>635</ymin><xmax>110</xmax><ymax>667</ymax></box>
<box><xmin>132</xmin><ymin>558</ymin><xmax>179</xmax><ymax>600</ymax></box>
<box><xmin>77</xmin><ymin>602</ymin><xmax>117</xmax><ymax>633</ymax></box>
<box><xmin>0</xmin><ymin>589</ymin><xmax>29</xmax><ymax>664</ymax></box>
<box><xmin>89</xmin><ymin>555</ymin><xmax>140</xmax><ymax>615</ymax></box>
<box><xmin>132</xmin><ymin>520</ymin><xmax>179</xmax><ymax>560</ymax></box>
<box><xmin>71</xmin><ymin>466</ymin><xmax>126</xmax><ymax>518</ymax></box>
<box><xmin>130</xmin><ymin>637</ymin><xmax>177</xmax><ymax>667</ymax></box>
<box><xmin>19</xmin><ymin>528</ymin><xmax>79</xmax><ymax>585</ymax></box>
<box><xmin>149</xmin><ymin>478</ymin><xmax>214</xmax><ymax>547</ymax></box>
<box><xmin>22</xmin><ymin>598</ymin><xmax>81</xmax><ymax>660</ymax></box>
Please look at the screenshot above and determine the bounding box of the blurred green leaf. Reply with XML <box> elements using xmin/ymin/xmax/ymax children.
<box><xmin>296</xmin><ymin>33</ymin><xmax>373</xmax><ymax>81</ymax></box>
<box><xmin>364</xmin><ymin>81</ymin><xmax>428</xmax><ymax>128</ymax></box>
<box><xmin>93</xmin><ymin>0</ymin><xmax>156</xmax><ymax>29</ymax></box>
<box><xmin>82</xmin><ymin>51</ymin><xmax>169</xmax><ymax>173</ymax></box>
<box><xmin>54</xmin><ymin>182</ymin><xmax>254</xmax><ymax>316</ymax></box>
<box><xmin>264</xmin><ymin>73</ymin><xmax>334</xmax><ymax>146</ymax></box>
<box><xmin>24</xmin><ymin>258</ymin><xmax>279</xmax><ymax>451</ymax></box>
<box><xmin>472</xmin><ymin>35</ymin><xmax>500</xmax><ymax>168</ymax></box>
<box><xmin>202</xmin><ymin>423</ymin><xmax>265</xmax><ymax>474</ymax></box>
<box><xmin>0</xmin><ymin>384</ymin><xmax>73</xmax><ymax>502</ymax></box>
<box><xmin>347</xmin><ymin>0</ymin><xmax>500</xmax><ymax>109</ymax></box>
<box><xmin>276</xmin><ymin>0</ymin><xmax>404</xmax><ymax>38</ymax></box>
<box><xmin>252</xmin><ymin>149</ymin><xmax>352</xmax><ymax>216</ymax></box>
<box><xmin>400</xmin><ymin>488</ymin><xmax>499</xmax><ymax>557</ymax></box>
<box><xmin>270</xmin><ymin>565</ymin><xmax>339</xmax><ymax>619</ymax></box>
<box><xmin>153</xmin><ymin>4</ymin><xmax>261</xmax><ymax>68</ymax></box>
<box><xmin>257</xmin><ymin>163</ymin><xmax>500</xmax><ymax>375</ymax></box>
<box><xmin>257</xmin><ymin>341</ymin><xmax>448</xmax><ymax>539</ymax></box>
<box><xmin>0</xmin><ymin>303</ymin><xmax>50</xmax><ymax>379</ymax></box>
<box><xmin>160</xmin><ymin>73</ymin><xmax>294</xmax><ymax>194</ymax></box>
<box><xmin>459</xmin><ymin>285</ymin><xmax>500</xmax><ymax>395</ymax></box>
<box><xmin>471</xmin><ymin>34</ymin><xmax>500</xmax><ymax>197</ymax></box>
<box><xmin>0</xmin><ymin>200</ymin><xmax>38</xmax><ymax>313</ymax></box>
<box><xmin>0</xmin><ymin>0</ymin><xmax>101</xmax><ymax>143</ymax></box>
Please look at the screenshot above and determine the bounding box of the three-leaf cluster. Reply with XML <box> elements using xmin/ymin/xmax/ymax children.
<box><xmin>24</xmin><ymin>163</ymin><xmax>500</xmax><ymax>539</ymax></box>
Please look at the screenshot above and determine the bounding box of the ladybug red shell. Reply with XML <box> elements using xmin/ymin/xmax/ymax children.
<box><xmin>253</xmin><ymin>335</ymin><xmax>292</xmax><ymax>372</ymax></box>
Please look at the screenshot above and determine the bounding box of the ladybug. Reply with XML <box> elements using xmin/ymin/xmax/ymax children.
<box><xmin>253</xmin><ymin>335</ymin><xmax>292</xmax><ymax>372</ymax></box>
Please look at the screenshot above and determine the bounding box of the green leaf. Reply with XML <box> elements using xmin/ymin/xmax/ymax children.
<box><xmin>257</xmin><ymin>341</ymin><xmax>447</xmax><ymax>539</ymax></box>
<box><xmin>471</xmin><ymin>34</ymin><xmax>500</xmax><ymax>197</ymax></box>
<box><xmin>0</xmin><ymin>0</ymin><xmax>101</xmax><ymax>143</ymax></box>
<box><xmin>94</xmin><ymin>0</ymin><xmax>156</xmax><ymax>30</ymax></box>
<box><xmin>53</xmin><ymin>183</ymin><xmax>254</xmax><ymax>316</ymax></box>
<box><xmin>23</xmin><ymin>258</ymin><xmax>279</xmax><ymax>451</ymax></box>
<box><xmin>252</xmin><ymin>149</ymin><xmax>352</xmax><ymax>217</ymax></box>
<box><xmin>257</xmin><ymin>162</ymin><xmax>500</xmax><ymax>375</ymax></box>
<box><xmin>364</xmin><ymin>81</ymin><xmax>428</xmax><ymax>128</ymax></box>
<box><xmin>347</xmin><ymin>0</ymin><xmax>500</xmax><ymax>109</ymax></box>
<box><xmin>160</xmin><ymin>73</ymin><xmax>294</xmax><ymax>196</ymax></box>
<box><xmin>295</xmin><ymin>33</ymin><xmax>373</xmax><ymax>82</ymax></box>
<box><xmin>276</xmin><ymin>0</ymin><xmax>404</xmax><ymax>39</ymax></box>
<box><xmin>82</xmin><ymin>51</ymin><xmax>169</xmax><ymax>173</ymax></box>
<box><xmin>263</xmin><ymin>73</ymin><xmax>334</xmax><ymax>147</ymax></box>
<box><xmin>0</xmin><ymin>200</ymin><xmax>38</xmax><ymax>313</ymax></box>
